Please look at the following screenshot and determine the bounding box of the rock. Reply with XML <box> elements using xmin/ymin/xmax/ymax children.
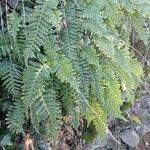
<box><xmin>147</xmin><ymin>101</ymin><xmax>150</xmax><ymax>107</ymax></box>
<box><xmin>84</xmin><ymin>137</ymin><xmax>107</xmax><ymax>150</ymax></box>
<box><xmin>121</xmin><ymin>130</ymin><xmax>139</xmax><ymax>147</ymax></box>
<box><xmin>136</xmin><ymin>123</ymin><xmax>150</xmax><ymax>136</ymax></box>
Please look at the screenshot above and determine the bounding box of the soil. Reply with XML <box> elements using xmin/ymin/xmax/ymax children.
<box><xmin>136</xmin><ymin>132</ymin><xmax>150</xmax><ymax>150</ymax></box>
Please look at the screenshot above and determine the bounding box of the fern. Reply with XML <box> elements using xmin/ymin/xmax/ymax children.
<box><xmin>24</xmin><ymin>0</ymin><xmax>61</xmax><ymax>65</ymax></box>
<box><xmin>130</xmin><ymin>13</ymin><xmax>149</xmax><ymax>45</ymax></box>
<box><xmin>7</xmin><ymin>12</ymin><xmax>21</xmax><ymax>40</ymax></box>
<box><xmin>62</xmin><ymin>85</ymin><xmax>80</xmax><ymax>129</ymax></box>
<box><xmin>60</xmin><ymin>0</ymin><xmax>79</xmax><ymax>67</ymax></box>
<box><xmin>85</xmin><ymin>102</ymin><xmax>107</xmax><ymax>138</ymax></box>
<box><xmin>56</xmin><ymin>57</ymin><xmax>76</xmax><ymax>86</ymax></box>
<box><xmin>81</xmin><ymin>46</ymin><xmax>99</xmax><ymax>67</ymax></box>
<box><xmin>76</xmin><ymin>55</ymin><xmax>91</xmax><ymax>110</ymax></box>
<box><xmin>0</xmin><ymin>60</ymin><xmax>22</xmax><ymax>98</ymax></box>
<box><xmin>0</xmin><ymin>34</ymin><xmax>11</xmax><ymax>59</ymax></box>
<box><xmin>93</xmin><ymin>36</ymin><xmax>116</xmax><ymax>60</ymax></box>
<box><xmin>0</xmin><ymin>0</ymin><xmax>149</xmax><ymax>143</ymax></box>
<box><xmin>32</xmin><ymin>89</ymin><xmax>61</xmax><ymax>139</ymax></box>
<box><xmin>23</xmin><ymin>61</ymin><xmax>51</xmax><ymax>108</ymax></box>
<box><xmin>6</xmin><ymin>102</ymin><xmax>25</xmax><ymax>134</ymax></box>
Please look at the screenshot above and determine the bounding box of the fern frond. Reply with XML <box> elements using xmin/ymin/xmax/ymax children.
<box><xmin>81</xmin><ymin>46</ymin><xmax>99</xmax><ymax>67</ymax></box>
<box><xmin>92</xmin><ymin>66</ymin><xmax>105</xmax><ymax>106</ymax></box>
<box><xmin>82</xmin><ymin>19</ymin><xmax>107</xmax><ymax>36</ymax></box>
<box><xmin>23</xmin><ymin>61</ymin><xmax>51</xmax><ymax>107</ymax></box>
<box><xmin>6</xmin><ymin>102</ymin><xmax>25</xmax><ymax>134</ymax></box>
<box><xmin>62</xmin><ymin>85</ymin><xmax>80</xmax><ymax>129</ymax></box>
<box><xmin>0</xmin><ymin>60</ymin><xmax>23</xmax><ymax>98</ymax></box>
<box><xmin>80</xmin><ymin>2</ymin><xmax>102</xmax><ymax>21</ymax></box>
<box><xmin>85</xmin><ymin>102</ymin><xmax>107</xmax><ymax>138</ymax></box>
<box><xmin>24</xmin><ymin>0</ymin><xmax>61</xmax><ymax>65</ymax></box>
<box><xmin>93</xmin><ymin>65</ymin><xmax>123</xmax><ymax>118</ymax></box>
<box><xmin>105</xmin><ymin>77</ymin><xmax>123</xmax><ymax>118</ymax></box>
<box><xmin>60</xmin><ymin>0</ymin><xmax>79</xmax><ymax>68</ymax></box>
<box><xmin>114</xmin><ymin>47</ymin><xmax>132</xmax><ymax>75</ymax></box>
<box><xmin>93</xmin><ymin>36</ymin><xmax>115</xmax><ymax>60</ymax></box>
<box><xmin>113</xmin><ymin>64</ymin><xmax>136</xmax><ymax>102</ymax></box>
<box><xmin>77</xmin><ymin>55</ymin><xmax>91</xmax><ymax>106</ymax></box>
<box><xmin>130</xmin><ymin>13</ymin><xmax>149</xmax><ymax>45</ymax></box>
<box><xmin>32</xmin><ymin>89</ymin><xmax>61</xmax><ymax>139</ymax></box>
<box><xmin>130</xmin><ymin>58</ymin><xmax>143</xmax><ymax>79</ymax></box>
<box><xmin>104</xmin><ymin>1</ymin><xmax>121</xmax><ymax>25</ymax></box>
<box><xmin>6</xmin><ymin>12</ymin><xmax>23</xmax><ymax>60</ymax></box>
<box><xmin>0</xmin><ymin>32</ymin><xmax>11</xmax><ymax>59</ymax></box>
<box><xmin>56</xmin><ymin>57</ymin><xmax>76</xmax><ymax>86</ymax></box>
<box><xmin>7</xmin><ymin>12</ymin><xmax>21</xmax><ymax>39</ymax></box>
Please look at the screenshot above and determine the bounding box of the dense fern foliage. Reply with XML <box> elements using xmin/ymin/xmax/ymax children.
<box><xmin>0</xmin><ymin>0</ymin><xmax>150</xmax><ymax>143</ymax></box>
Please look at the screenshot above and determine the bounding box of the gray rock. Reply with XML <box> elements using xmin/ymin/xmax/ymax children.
<box><xmin>121</xmin><ymin>130</ymin><xmax>139</xmax><ymax>147</ymax></box>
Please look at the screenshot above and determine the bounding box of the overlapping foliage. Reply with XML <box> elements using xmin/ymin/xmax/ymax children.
<box><xmin>0</xmin><ymin>0</ymin><xmax>149</xmax><ymax>143</ymax></box>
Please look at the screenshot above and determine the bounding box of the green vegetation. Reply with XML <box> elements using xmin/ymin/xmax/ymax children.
<box><xmin>0</xmin><ymin>0</ymin><xmax>149</xmax><ymax>148</ymax></box>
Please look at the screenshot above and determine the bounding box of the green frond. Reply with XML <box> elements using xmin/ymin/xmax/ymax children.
<box><xmin>130</xmin><ymin>58</ymin><xmax>143</xmax><ymax>79</ymax></box>
<box><xmin>104</xmin><ymin>1</ymin><xmax>121</xmax><ymax>25</ymax></box>
<box><xmin>114</xmin><ymin>47</ymin><xmax>132</xmax><ymax>75</ymax></box>
<box><xmin>61</xmin><ymin>1</ymin><xmax>78</xmax><ymax>58</ymax></box>
<box><xmin>82</xmin><ymin>19</ymin><xmax>106</xmax><ymax>36</ymax></box>
<box><xmin>85</xmin><ymin>102</ymin><xmax>107</xmax><ymax>138</ymax></box>
<box><xmin>62</xmin><ymin>85</ymin><xmax>80</xmax><ymax>129</ymax></box>
<box><xmin>7</xmin><ymin>12</ymin><xmax>23</xmax><ymax>60</ymax></box>
<box><xmin>24</xmin><ymin>0</ymin><xmax>61</xmax><ymax>65</ymax></box>
<box><xmin>81</xmin><ymin>46</ymin><xmax>99</xmax><ymax>67</ymax></box>
<box><xmin>92</xmin><ymin>67</ymin><xmax>105</xmax><ymax>106</ymax></box>
<box><xmin>46</xmin><ymin>118</ymin><xmax>60</xmax><ymax>141</ymax></box>
<box><xmin>56</xmin><ymin>57</ymin><xmax>76</xmax><ymax>86</ymax></box>
<box><xmin>30</xmin><ymin>107</ymin><xmax>40</xmax><ymax>133</ymax></box>
<box><xmin>7</xmin><ymin>12</ymin><xmax>21</xmax><ymax>39</ymax></box>
<box><xmin>32</xmin><ymin>89</ymin><xmax>61</xmax><ymax>139</ymax></box>
<box><xmin>23</xmin><ymin>61</ymin><xmax>51</xmax><ymax>107</ymax></box>
<box><xmin>44</xmin><ymin>31</ymin><xmax>60</xmax><ymax>55</ymax></box>
<box><xmin>77</xmin><ymin>55</ymin><xmax>91</xmax><ymax>104</ymax></box>
<box><xmin>98</xmin><ymin>65</ymin><xmax>123</xmax><ymax>118</ymax></box>
<box><xmin>130</xmin><ymin>13</ymin><xmax>149</xmax><ymax>45</ymax></box>
<box><xmin>0</xmin><ymin>33</ymin><xmax>11</xmax><ymax>59</ymax></box>
<box><xmin>15</xmin><ymin>27</ymin><xmax>26</xmax><ymax>61</ymax></box>
<box><xmin>80</xmin><ymin>2</ymin><xmax>102</xmax><ymax>20</ymax></box>
<box><xmin>6</xmin><ymin>102</ymin><xmax>25</xmax><ymax>134</ymax></box>
<box><xmin>105</xmin><ymin>78</ymin><xmax>123</xmax><ymax>118</ymax></box>
<box><xmin>93</xmin><ymin>36</ymin><xmax>115</xmax><ymax>60</ymax></box>
<box><xmin>113</xmin><ymin>64</ymin><xmax>136</xmax><ymax>102</ymax></box>
<box><xmin>0</xmin><ymin>60</ymin><xmax>23</xmax><ymax>98</ymax></box>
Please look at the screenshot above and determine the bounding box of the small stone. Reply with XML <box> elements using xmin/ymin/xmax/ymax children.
<box><xmin>147</xmin><ymin>101</ymin><xmax>150</xmax><ymax>107</ymax></box>
<box><xmin>121</xmin><ymin>130</ymin><xmax>139</xmax><ymax>147</ymax></box>
<box><xmin>145</xmin><ymin>142</ymin><xmax>149</xmax><ymax>146</ymax></box>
